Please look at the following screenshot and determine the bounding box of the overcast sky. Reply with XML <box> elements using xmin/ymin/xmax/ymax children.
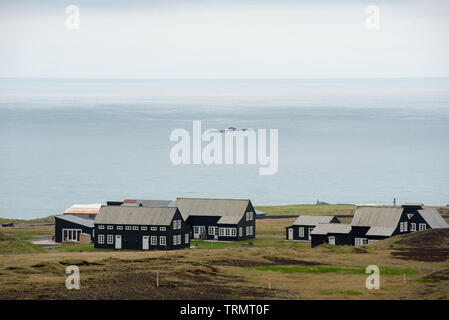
<box><xmin>1</xmin><ymin>0</ymin><xmax>449</xmax><ymax>78</ymax></box>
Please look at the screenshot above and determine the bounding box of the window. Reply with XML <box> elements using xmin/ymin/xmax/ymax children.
<box><xmin>117</xmin><ymin>226</ymin><xmax>123</xmax><ymax>230</ymax></box>
<box><xmin>92</xmin><ymin>229</ymin><xmax>95</xmax><ymax>238</ymax></box>
<box><xmin>98</xmin><ymin>225</ymin><xmax>105</xmax><ymax>229</ymax></box>
<box><xmin>62</xmin><ymin>229</ymin><xmax>82</xmax><ymax>242</ymax></box>
<box><xmin>160</xmin><ymin>236</ymin><xmax>166</xmax><ymax>246</ymax></box>
<box><xmin>173</xmin><ymin>235</ymin><xmax>178</xmax><ymax>245</ymax></box>
<box><xmin>246</xmin><ymin>212</ymin><xmax>249</xmax><ymax>221</ymax></box>
<box><xmin>133</xmin><ymin>226</ymin><xmax>139</xmax><ymax>231</ymax></box>
<box><xmin>160</xmin><ymin>227</ymin><xmax>166</xmax><ymax>231</ymax></box>
<box><xmin>225</xmin><ymin>228</ymin><xmax>231</xmax><ymax>236</ymax></box>
<box><xmin>231</xmin><ymin>228</ymin><xmax>237</xmax><ymax>237</ymax></box>
<box><xmin>125</xmin><ymin>226</ymin><xmax>131</xmax><ymax>230</ymax></box>
<box><xmin>98</xmin><ymin>234</ymin><xmax>104</xmax><ymax>244</ymax></box>
<box><xmin>298</xmin><ymin>227</ymin><xmax>304</xmax><ymax>237</ymax></box>
<box><xmin>328</xmin><ymin>236</ymin><xmax>335</xmax><ymax>245</ymax></box>
<box><xmin>173</xmin><ymin>220</ymin><xmax>181</xmax><ymax>230</ymax></box>
<box><xmin>208</xmin><ymin>226</ymin><xmax>215</xmax><ymax>235</ymax></box>
<box><xmin>107</xmin><ymin>235</ymin><xmax>113</xmax><ymax>244</ymax></box>
<box><xmin>245</xmin><ymin>226</ymin><xmax>249</xmax><ymax>235</ymax></box>
<box><xmin>249</xmin><ymin>226</ymin><xmax>253</xmax><ymax>236</ymax></box>
<box><xmin>141</xmin><ymin>226</ymin><xmax>147</xmax><ymax>231</ymax></box>
<box><xmin>368</xmin><ymin>239</ymin><xmax>379</xmax><ymax>244</ymax></box>
<box><xmin>151</xmin><ymin>236</ymin><xmax>157</xmax><ymax>245</ymax></box>
<box><xmin>185</xmin><ymin>233</ymin><xmax>189</xmax><ymax>244</ymax></box>
<box><xmin>107</xmin><ymin>225</ymin><xmax>113</xmax><ymax>230</ymax></box>
<box><xmin>219</xmin><ymin>228</ymin><xmax>224</xmax><ymax>236</ymax></box>
<box><xmin>194</xmin><ymin>226</ymin><xmax>199</xmax><ymax>234</ymax></box>
<box><xmin>239</xmin><ymin>227</ymin><xmax>242</xmax><ymax>237</ymax></box>
<box><xmin>419</xmin><ymin>223</ymin><xmax>426</xmax><ymax>231</ymax></box>
<box><xmin>151</xmin><ymin>227</ymin><xmax>157</xmax><ymax>231</ymax></box>
<box><xmin>355</xmin><ymin>238</ymin><xmax>367</xmax><ymax>246</ymax></box>
<box><xmin>177</xmin><ymin>234</ymin><xmax>181</xmax><ymax>245</ymax></box>
<box><xmin>400</xmin><ymin>222</ymin><xmax>408</xmax><ymax>232</ymax></box>
<box><xmin>411</xmin><ymin>223</ymin><xmax>417</xmax><ymax>231</ymax></box>
<box><xmin>249</xmin><ymin>212</ymin><xmax>253</xmax><ymax>220</ymax></box>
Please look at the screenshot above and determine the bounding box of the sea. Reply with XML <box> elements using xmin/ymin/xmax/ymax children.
<box><xmin>1</xmin><ymin>78</ymin><xmax>448</xmax><ymax>219</ymax></box>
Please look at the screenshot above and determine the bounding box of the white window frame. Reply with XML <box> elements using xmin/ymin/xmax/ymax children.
<box><xmin>125</xmin><ymin>226</ymin><xmax>131</xmax><ymax>230</ymax></box>
<box><xmin>231</xmin><ymin>228</ymin><xmax>237</xmax><ymax>237</ymax></box>
<box><xmin>208</xmin><ymin>226</ymin><xmax>215</xmax><ymax>235</ymax></box>
<box><xmin>151</xmin><ymin>227</ymin><xmax>157</xmax><ymax>231</ymax></box>
<box><xmin>368</xmin><ymin>239</ymin><xmax>379</xmax><ymax>244</ymax></box>
<box><xmin>239</xmin><ymin>227</ymin><xmax>243</xmax><ymax>237</ymax></box>
<box><xmin>419</xmin><ymin>223</ymin><xmax>426</xmax><ymax>231</ymax></box>
<box><xmin>411</xmin><ymin>223</ymin><xmax>416</xmax><ymax>231</ymax></box>
<box><xmin>355</xmin><ymin>238</ymin><xmax>367</xmax><ymax>246</ymax></box>
<box><xmin>107</xmin><ymin>235</ymin><xmax>114</xmax><ymax>244</ymax></box>
<box><xmin>98</xmin><ymin>234</ymin><xmax>104</xmax><ymax>244</ymax></box>
<box><xmin>151</xmin><ymin>236</ymin><xmax>157</xmax><ymax>245</ymax></box>
<box><xmin>133</xmin><ymin>226</ymin><xmax>139</xmax><ymax>231</ymax></box>
<box><xmin>219</xmin><ymin>228</ymin><xmax>224</xmax><ymax>236</ymax></box>
<box><xmin>107</xmin><ymin>225</ymin><xmax>113</xmax><ymax>230</ymax></box>
<box><xmin>250</xmin><ymin>226</ymin><xmax>254</xmax><ymax>235</ymax></box>
<box><xmin>98</xmin><ymin>225</ymin><xmax>105</xmax><ymax>229</ymax></box>
<box><xmin>225</xmin><ymin>228</ymin><xmax>231</xmax><ymax>236</ymax></box>
<box><xmin>160</xmin><ymin>236</ymin><xmax>166</xmax><ymax>246</ymax></box>
<box><xmin>328</xmin><ymin>236</ymin><xmax>335</xmax><ymax>245</ymax></box>
<box><xmin>185</xmin><ymin>233</ymin><xmax>189</xmax><ymax>244</ymax></box>
<box><xmin>298</xmin><ymin>227</ymin><xmax>304</xmax><ymax>237</ymax></box>
<box><xmin>173</xmin><ymin>235</ymin><xmax>177</xmax><ymax>245</ymax></box>
<box><xmin>141</xmin><ymin>226</ymin><xmax>147</xmax><ymax>231</ymax></box>
<box><xmin>117</xmin><ymin>226</ymin><xmax>123</xmax><ymax>230</ymax></box>
<box><xmin>160</xmin><ymin>227</ymin><xmax>166</xmax><ymax>231</ymax></box>
<box><xmin>177</xmin><ymin>234</ymin><xmax>181</xmax><ymax>245</ymax></box>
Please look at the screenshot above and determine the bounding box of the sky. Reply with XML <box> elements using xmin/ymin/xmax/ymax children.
<box><xmin>0</xmin><ymin>0</ymin><xmax>449</xmax><ymax>79</ymax></box>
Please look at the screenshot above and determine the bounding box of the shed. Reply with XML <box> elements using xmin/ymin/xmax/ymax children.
<box><xmin>54</xmin><ymin>214</ymin><xmax>95</xmax><ymax>243</ymax></box>
<box><xmin>409</xmin><ymin>209</ymin><xmax>449</xmax><ymax>232</ymax></box>
<box><xmin>310</xmin><ymin>223</ymin><xmax>352</xmax><ymax>247</ymax></box>
<box><xmin>285</xmin><ymin>215</ymin><xmax>340</xmax><ymax>241</ymax></box>
<box><xmin>175</xmin><ymin>198</ymin><xmax>256</xmax><ymax>241</ymax></box>
<box><xmin>94</xmin><ymin>205</ymin><xmax>190</xmax><ymax>250</ymax></box>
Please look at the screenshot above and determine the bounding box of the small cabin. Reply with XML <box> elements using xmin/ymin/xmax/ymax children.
<box><xmin>310</xmin><ymin>223</ymin><xmax>352</xmax><ymax>247</ymax></box>
<box><xmin>94</xmin><ymin>205</ymin><xmax>190</xmax><ymax>250</ymax></box>
<box><xmin>285</xmin><ymin>215</ymin><xmax>340</xmax><ymax>241</ymax></box>
<box><xmin>54</xmin><ymin>215</ymin><xmax>94</xmax><ymax>243</ymax></box>
<box><xmin>63</xmin><ymin>203</ymin><xmax>101</xmax><ymax>220</ymax></box>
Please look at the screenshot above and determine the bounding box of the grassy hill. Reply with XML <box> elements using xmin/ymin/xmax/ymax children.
<box><xmin>255</xmin><ymin>204</ymin><xmax>356</xmax><ymax>216</ymax></box>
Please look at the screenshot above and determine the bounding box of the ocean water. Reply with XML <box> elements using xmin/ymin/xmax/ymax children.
<box><xmin>0</xmin><ymin>78</ymin><xmax>449</xmax><ymax>219</ymax></box>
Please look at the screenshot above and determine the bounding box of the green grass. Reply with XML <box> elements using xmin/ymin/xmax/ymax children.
<box><xmin>415</xmin><ymin>278</ymin><xmax>441</xmax><ymax>283</ymax></box>
<box><xmin>255</xmin><ymin>204</ymin><xmax>356</xmax><ymax>216</ymax></box>
<box><xmin>50</xmin><ymin>243</ymin><xmax>109</xmax><ymax>252</ymax></box>
<box><xmin>252</xmin><ymin>265</ymin><xmax>419</xmax><ymax>275</ymax></box>
<box><xmin>190</xmin><ymin>237</ymin><xmax>310</xmax><ymax>250</ymax></box>
<box><xmin>0</xmin><ymin>240</ymin><xmax>45</xmax><ymax>254</ymax></box>
<box><xmin>0</xmin><ymin>216</ymin><xmax>54</xmax><ymax>224</ymax></box>
<box><xmin>318</xmin><ymin>289</ymin><xmax>363</xmax><ymax>296</ymax></box>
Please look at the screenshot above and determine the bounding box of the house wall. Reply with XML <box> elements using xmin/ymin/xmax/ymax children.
<box><xmin>409</xmin><ymin>213</ymin><xmax>430</xmax><ymax>231</ymax></box>
<box><xmin>286</xmin><ymin>217</ymin><xmax>340</xmax><ymax>241</ymax></box>
<box><xmin>94</xmin><ymin>210</ymin><xmax>190</xmax><ymax>251</ymax></box>
<box><xmin>311</xmin><ymin>232</ymin><xmax>352</xmax><ymax>248</ymax></box>
<box><xmin>392</xmin><ymin>211</ymin><xmax>412</xmax><ymax>236</ymax></box>
<box><xmin>55</xmin><ymin>218</ymin><xmax>93</xmax><ymax>243</ymax></box>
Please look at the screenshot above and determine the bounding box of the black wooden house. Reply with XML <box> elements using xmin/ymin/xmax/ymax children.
<box><xmin>175</xmin><ymin>198</ymin><xmax>256</xmax><ymax>241</ymax></box>
<box><xmin>409</xmin><ymin>209</ymin><xmax>449</xmax><ymax>232</ymax></box>
<box><xmin>54</xmin><ymin>214</ymin><xmax>94</xmax><ymax>243</ymax></box>
<box><xmin>310</xmin><ymin>223</ymin><xmax>352</xmax><ymax>247</ymax></box>
<box><xmin>285</xmin><ymin>215</ymin><xmax>340</xmax><ymax>241</ymax></box>
<box><xmin>94</xmin><ymin>205</ymin><xmax>190</xmax><ymax>250</ymax></box>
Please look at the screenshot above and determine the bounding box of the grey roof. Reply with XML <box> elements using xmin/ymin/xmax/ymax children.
<box><xmin>175</xmin><ymin>198</ymin><xmax>250</xmax><ymax>220</ymax></box>
<box><xmin>292</xmin><ymin>215</ymin><xmax>336</xmax><ymax>226</ymax></box>
<box><xmin>121</xmin><ymin>202</ymin><xmax>142</xmax><ymax>207</ymax></box>
<box><xmin>351</xmin><ymin>206</ymin><xmax>403</xmax><ymax>228</ymax></box>
<box><xmin>217</xmin><ymin>216</ymin><xmax>242</xmax><ymax>224</ymax></box>
<box><xmin>366</xmin><ymin>226</ymin><xmax>396</xmax><ymax>237</ymax></box>
<box><xmin>55</xmin><ymin>214</ymin><xmax>94</xmax><ymax>228</ymax></box>
<box><xmin>311</xmin><ymin>223</ymin><xmax>351</xmax><ymax>235</ymax></box>
<box><xmin>95</xmin><ymin>206</ymin><xmax>177</xmax><ymax>226</ymax></box>
<box><xmin>255</xmin><ymin>209</ymin><xmax>266</xmax><ymax>216</ymax></box>
<box><xmin>417</xmin><ymin>209</ymin><xmax>449</xmax><ymax>229</ymax></box>
<box><xmin>137</xmin><ymin>200</ymin><xmax>175</xmax><ymax>207</ymax></box>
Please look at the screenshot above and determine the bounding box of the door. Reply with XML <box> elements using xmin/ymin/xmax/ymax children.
<box><xmin>288</xmin><ymin>228</ymin><xmax>293</xmax><ymax>240</ymax></box>
<box><xmin>214</xmin><ymin>227</ymin><xmax>218</xmax><ymax>240</ymax></box>
<box><xmin>193</xmin><ymin>226</ymin><xmax>200</xmax><ymax>239</ymax></box>
<box><xmin>115</xmin><ymin>235</ymin><xmax>122</xmax><ymax>249</ymax></box>
<box><xmin>328</xmin><ymin>236</ymin><xmax>335</xmax><ymax>245</ymax></box>
<box><xmin>308</xmin><ymin>228</ymin><xmax>314</xmax><ymax>240</ymax></box>
<box><xmin>142</xmin><ymin>236</ymin><xmax>149</xmax><ymax>250</ymax></box>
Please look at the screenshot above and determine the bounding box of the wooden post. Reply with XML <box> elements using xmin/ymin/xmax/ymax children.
<box><xmin>156</xmin><ymin>272</ymin><xmax>159</xmax><ymax>288</ymax></box>
<box><xmin>268</xmin><ymin>278</ymin><xmax>272</xmax><ymax>290</ymax></box>
<box><xmin>403</xmin><ymin>273</ymin><xmax>406</xmax><ymax>284</ymax></box>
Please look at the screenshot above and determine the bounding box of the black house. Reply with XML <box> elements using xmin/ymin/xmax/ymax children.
<box><xmin>175</xmin><ymin>198</ymin><xmax>256</xmax><ymax>241</ymax></box>
<box><xmin>285</xmin><ymin>215</ymin><xmax>340</xmax><ymax>241</ymax></box>
<box><xmin>350</xmin><ymin>206</ymin><xmax>411</xmax><ymax>245</ymax></box>
<box><xmin>54</xmin><ymin>214</ymin><xmax>95</xmax><ymax>243</ymax></box>
<box><xmin>94</xmin><ymin>205</ymin><xmax>190</xmax><ymax>250</ymax></box>
<box><xmin>409</xmin><ymin>209</ymin><xmax>449</xmax><ymax>232</ymax></box>
<box><xmin>310</xmin><ymin>223</ymin><xmax>352</xmax><ymax>247</ymax></box>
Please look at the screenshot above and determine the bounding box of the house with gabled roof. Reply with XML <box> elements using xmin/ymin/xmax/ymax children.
<box><xmin>409</xmin><ymin>209</ymin><xmax>449</xmax><ymax>232</ymax></box>
<box><xmin>55</xmin><ymin>214</ymin><xmax>95</xmax><ymax>243</ymax></box>
<box><xmin>350</xmin><ymin>206</ymin><xmax>411</xmax><ymax>245</ymax></box>
<box><xmin>174</xmin><ymin>198</ymin><xmax>256</xmax><ymax>241</ymax></box>
<box><xmin>310</xmin><ymin>223</ymin><xmax>352</xmax><ymax>247</ymax></box>
<box><xmin>285</xmin><ymin>215</ymin><xmax>340</xmax><ymax>241</ymax></box>
<box><xmin>63</xmin><ymin>203</ymin><xmax>101</xmax><ymax>220</ymax></box>
<box><xmin>94</xmin><ymin>205</ymin><xmax>190</xmax><ymax>250</ymax></box>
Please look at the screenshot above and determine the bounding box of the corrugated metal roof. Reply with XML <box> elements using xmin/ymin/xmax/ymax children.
<box><xmin>366</xmin><ymin>226</ymin><xmax>396</xmax><ymax>236</ymax></box>
<box><xmin>417</xmin><ymin>209</ymin><xmax>449</xmax><ymax>229</ymax></box>
<box><xmin>351</xmin><ymin>206</ymin><xmax>403</xmax><ymax>227</ymax></box>
<box><xmin>292</xmin><ymin>215</ymin><xmax>336</xmax><ymax>226</ymax></box>
<box><xmin>175</xmin><ymin>198</ymin><xmax>249</xmax><ymax>220</ymax></box>
<box><xmin>217</xmin><ymin>216</ymin><xmax>242</xmax><ymax>224</ymax></box>
<box><xmin>311</xmin><ymin>223</ymin><xmax>351</xmax><ymax>235</ymax></box>
<box><xmin>121</xmin><ymin>202</ymin><xmax>142</xmax><ymax>207</ymax></box>
<box><xmin>63</xmin><ymin>204</ymin><xmax>102</xmax><ymax>215</ymax></box>
<box><xmin>95</xmin><ymin>206</ymin><xmax>177</xmax><ymax>226</ymax></box>
<box><xmin>55</xmin><ymin>215</ymin><xmax>94</xmax><ymax>228</ymax></box>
